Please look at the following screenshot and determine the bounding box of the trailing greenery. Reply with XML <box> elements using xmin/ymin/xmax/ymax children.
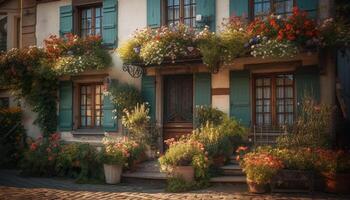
<box><xmin>106</xmin><ymin>81</ymin><xmax>143</xmax><ymax>118</ymax></box>
<box><xmin>0</xmin><ymin>108</ymin><xmax>27</xmax><ymax>168</ymax></box>
<box><xmin>0</xmin><ymin>34</ymin><xmax>111</xmax><ymax>136</ymax></box>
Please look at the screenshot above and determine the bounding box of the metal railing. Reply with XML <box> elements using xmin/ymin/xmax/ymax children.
<box><xmin>251</xmin><ymin>125</ymin><xmax>289</xmax><ymax>145</ymax></box>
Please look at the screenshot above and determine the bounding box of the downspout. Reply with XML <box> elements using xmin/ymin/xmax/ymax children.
<box><xmin>19</xmin><ymin>0</ymin><xmax>22</xmax><ymax>48</ymax></box>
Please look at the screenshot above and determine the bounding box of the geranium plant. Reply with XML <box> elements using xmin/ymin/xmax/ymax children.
<box><xmin>99</xmin><ymin>135</ymin><xmax>130</xmax><ymax>166</ymax></box>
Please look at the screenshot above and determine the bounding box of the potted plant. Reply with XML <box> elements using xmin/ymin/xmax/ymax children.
<box><xmin>159</xmin><ymin>138</ymin><xmax>208</xmax><ymax>183</ymax></box>
<box><xmin>239</xmin><ymin>149</ymin><xmax>284</xmax><ymax>193</ymax></box>
<box><xmin>99</xmin><ymin>136</ymin><xmax>129</xmax><ymax>184</ymax></box>
<box><xmin>317</xmin><ymin>149</ymin><xmax>350</xmax><ymax>193</ymax></box>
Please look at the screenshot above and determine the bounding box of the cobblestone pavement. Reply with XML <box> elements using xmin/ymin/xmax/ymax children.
<box><xmin>0</xmin><ymin>170</ymin><xmax>349</xmax><ymax>200</ymax></box>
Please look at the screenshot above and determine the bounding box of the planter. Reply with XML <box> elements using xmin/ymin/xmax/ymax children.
<box><xmin>172</xmin><ymin>166</ymin><xmax>195</xmax><ymax>182</ymax></box>
<box><xmin>103</xmin><ymin>164</ymin><xmax>122</xmax><ymax>184</ymax></box>
<box><xmin>212</xmin><ymin>155</ymin><xmax>226</xmax><ymax>167</ymax></box>
<box><xmin>271</xmin><ymin>170</ymin><xmax>314</xmax><ymax>193</ymax></box>
<box><xmin>247</xmin><ymin>179</ymin><xmax>269</xmax><ymax>194</ymax></box>
<box><xmin>322</xmin><ymin>172</ymin><xmax>350</xmax><ymax>194</ymax></box>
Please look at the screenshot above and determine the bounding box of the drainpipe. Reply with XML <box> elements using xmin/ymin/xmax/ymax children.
<box><xmin>19</xmin><ymin>0</ymin><xmax>22</xmax><ymax>48</ymax></box>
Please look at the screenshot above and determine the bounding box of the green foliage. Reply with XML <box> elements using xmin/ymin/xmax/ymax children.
<box><xmin>55</xmin><ymin>143</ymin><xmax>103</xmax><ymax>182</ymax></box>
<box><xmin>117</xmin><ymin>39</ymin><xmax>142</xmax><ymax>63</ymax></box>
<box><xmin>99</xmin><ymin>136</ymin><xmax>128</xmax><ymax>166</ymax></box>
<box><xmin>123</xmin><ymin>139</ymin><xmax>146</xmax><ymax>170</ymax></box>
<box><xmin>0</xmin><ymin>108</ymin><xmax>27</xmax><ymax>168</ymax></box>
<box><xmin>122</xmin><ymin>103</ymin><xmax>150</xmax><ymax>142</ymax></box>
<box><xmin>106</xmin><ymin>81</ymin><xmax>143</xmax><ymax>118</ymax></box>
<box><xmin>276</xmin><ymin>97</ymin><xmax>333</xmax><ymax>148</ymax></box>
<box><xmin>165</xmin><ymin>177</ymin><xmax>210</xmax><ymax>193</ymax></box>
<box><xmin>218</xmin><ymin>117</ymin><xmax>247</xmax><ymax>151</ymax></box>
<box><xmin>251</xmin><ymin>39</ymin><xmax>299</xmax><ymax>58</ymax></box>
<box><xmin>195</xmin><ymin>106</ymin><xmax>225</xmax><ymax>127</ymax></box>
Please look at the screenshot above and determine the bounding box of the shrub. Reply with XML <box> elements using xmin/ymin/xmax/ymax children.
<box><xmin>122</xmin><ymin>103</ymin><xmax>150</xmax><ymax>142</ymax></box>
<box><xmin>20</xmin><ymin>133</ymin><xmax>61</xmax><ymax>176</ymax></box>
<box><xmin>55</xmin><ymin>143</ymin><xmax>103</xmax><ymax>182</ymax></box>
<box><xmin>276</xmin><ymin>97</ymin><xmax>333</xmax><ymax>148</ymax></box>
<box><xmin>106</xmin><ymin>81</ymin><xmax>143</xmax><ymax>118</ymax></box>
<box><xmin>0</xmin><ymin>108</ymin><xmax>26</xmax><ymax>168</ymax></box>
<box><xmin>218</xmin><ymin>117</ymin><xmax>247</xmax><ymax>151</ymax></box>
<box><xmin>195</xmin><ymin>106</ymin><xmax>225</xmax><ymax>127</ymax></box>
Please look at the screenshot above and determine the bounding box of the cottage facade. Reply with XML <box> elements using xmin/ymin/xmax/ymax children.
<box><xmin>0</xmin><ymin>0</ymin><xmax>343</xmax><ymax>146</ymax></box>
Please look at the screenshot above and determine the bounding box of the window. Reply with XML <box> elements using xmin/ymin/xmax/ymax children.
<box><xmin>252</xmin><ymin>0</ymin><xmax>294</xmax><ymax>19</ymax></box>
<box><xmin>79</xmin><ymin>83</ymin><xmax>104</xmax><ymax>128</ymax></box>
<box><xmin>0</xmin><ymin>97</ymin><xmax>9</xmax><ymax>108</ymax></box>
<box><xmin>0</xmin><ymin>15</ymin><xmax>7</xmax><ymax>51</ymax></box>
<box><xmin>166</xmin><ymin>0</ymin><xmax>196</xmax><ymax>27</ymax></box>
<box><xmin>80</xmin><ymin>6</ymin><xmax>102</xmax><ymax>37</ymax></box>
<box><xmin>254</xmin><ymin>74</ymin><xmax>294</xmax><ymax>127</ymax></box>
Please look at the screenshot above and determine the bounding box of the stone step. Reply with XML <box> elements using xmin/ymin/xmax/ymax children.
<box><xmin>220</xmin><ymin>164</ymin><xmax>244</xmax><ymax>176</ymax></box>
<box><xmin>209</xmin><ymin>176</ymin><xmax>246</xmax><ymax>184</ymax></box>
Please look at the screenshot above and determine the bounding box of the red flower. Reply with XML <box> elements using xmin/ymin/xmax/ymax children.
<box><xmin>30</xmin><ymin>143</ymin><xmax>38</xmax><ymax>151</ymax></box>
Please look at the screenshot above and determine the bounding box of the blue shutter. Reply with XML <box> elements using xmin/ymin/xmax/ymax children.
<box><xmin>295</xmin><ymin>67</ymin><xmax>321</xmax><ymax>107</ymax></box>
<box><xmin>103</xmin><ymin>94</ymin><xmax>117</xmax><ymax>132</ymax></box>
<box><xmin>296</xmin><ymin>0</ymin><xmax>318</xmax><ymax>19</ymax></box>
<box><xmin>102</xmin><ymin>0</ymin><xmax>118</xmax><ymax>48</ymax></box>
<box><xmin>147</xmin><ymin>0</ymin><xmax>161</xmax><ymax>28</ymax></box>
<box><xmin>59</xmin><ymin>5</ymin><xmax>73</xmax><ymax>37</ymax></box>
<box><xmin>229</xmin><ymin>0</ymin><xmax>249</xmax><ymax>18</ymax></box>
<box><xmin>196</xmin><ymin>0</ymin><xmax>216</xmax><ymax>32</ymax></box>
<box><xmin>59</xmin><ymin>81</ymin><xmax>73</xmax><ymax>131</ymax></box>
<box><xmin>142</xmin><ymin>76</ymin><xmax>156</xmax><ymax>121</ymax></box>
<box><xmin>230</xmin><ymin>70</ymin><xmax>251</xmax><ymax>127</ymax></box>
<box><xmin>194</xmin><ymin>73</ymin><xmax>212</xmax><ymax>107</ymax></box>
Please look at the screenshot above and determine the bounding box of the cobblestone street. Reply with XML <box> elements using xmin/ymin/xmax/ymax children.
<box><xmin>0</xmin><ymin>170</ymin><xmax>349</xmax><ymax>200</ymax></box>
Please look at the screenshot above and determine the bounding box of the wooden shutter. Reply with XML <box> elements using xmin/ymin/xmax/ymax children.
<box><xmin>102</xmin><ymin>0</ymin><xmax>118</xmax><ymax>48</ymax></box>
<box><xmin>229</xmin><ymin>0</ymin><xmax>249</xmax><ymax>17</ymax></box>
<box><xmin>103</xmin><ymin>94</ymin><xmax>117</xmax><ymax>131</ymax></box>
<box><xmin>296</xmin><ymin>0</ymin><xmax>318</xmax><ymax>18</ymax></box>
<box><xmin>59</xmin><ymin>81</ymin><xmax>73</xmax><ymax>131</ymax></box>
<box><xmin>142</xmin><ymin>76</ymin><xmax>156</xmax><ymax>121</ymax></box>
<box><xmin>59</xmin><ymin>5</ymin><xmax>73</xmax><ymax>37</ymax></box>
<box><xmin>230</xmin><ymin>70</ymin><xmax>251</xmax><ymax>126</ymax></box>
<box><xmin>147</xmin><ymin>0</ymin><xmax>161</xmax><ymax>28</ymax></box>
<box><xmin>196</xmin><ymin>0</ymin><xmax>216</xmax><ymax>32</ymax></box>
<box><xmin>295</xmin><ymin>67</ymin><xmax>321</xmax><ymax>106</ymax></box>
<box><xmin>194</xmin><ymin>73</ymin><xmax>211</xmax><ymax>107</ymax></box>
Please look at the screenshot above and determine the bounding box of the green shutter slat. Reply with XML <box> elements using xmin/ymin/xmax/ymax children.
<box><xmin>147</xmin><ymin>0</ymin><xmax>161</xmax><ymax>28</ymax></box>
<box><xmin>194</xmin><ymin>73</ymin><xmax>211</xmax><ymax>107</ymax></box>
<box><xmin>296</xmin><ymin>0</ymin><xmax>318</xmax><ymax>18</ymax></box>
<box><xmin>59</xmin><ymin>5</ymin><xmax>73</xmax><ymax>37</ymax></box>
<box><xmin>142</xmin><ymin>76</ymin><xmax>156</xmax><ymax>121</ymax></box>
<box><xmin>59</xmin><ymin>81</ymin><xmax>73</xmax><ymax>131</ymax></box>
<box><xmin>230</xmin><ymin>70</ymin><xmax>251</xmax><ymax>127</ymax></box>
<box><xmin>102</xmin><ymin>0</ymin><xmax>118</xmax><ymax>48</ymax></box>
<box><xmin>196</xmin><ymin>0</ymin><xmax>216</xmax><ymax>32</ymax></box>
<box><xmin>103</xmin><ymin>94</ymin><xmax>117</xmax><ymax>131</ymax></box>
<box><xmin>229</xmin><ymin>0</ymin><xmax>249</xmax><ymax>17</ymax></box>
<box><xmin>295</xmin><ymin>67</ymin><xmax>320</xmax><ymax>108</ymax></box>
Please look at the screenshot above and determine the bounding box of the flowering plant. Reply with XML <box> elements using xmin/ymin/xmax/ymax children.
<box><xmin>239</xmin><ymin>148</ymin><xmax>284</xmax><ymax>184</ymax></box>
<box><xmin>316</xmin><ymin>149</ymin><xmax>350</xmax><ymax>175</ymax></box>
<box><xmin>99</xmin><ymin>135</ymin><xmax>130</xmax><ymax>165</ymax></box>
<box><xmin>251</xmin><ymin>38</ymin><xmax>299</xmax><ymax>58</ymax></box>
<box><xmin>159</xmin><ymin>138</ymin><xmax>209</xmax><ymax>179</ymax></box>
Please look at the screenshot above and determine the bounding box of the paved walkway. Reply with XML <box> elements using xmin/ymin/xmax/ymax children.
<box><xmin>0</xmin><ymin>170</ymin><xmax>349</xmax><ymax>200</ymax></box>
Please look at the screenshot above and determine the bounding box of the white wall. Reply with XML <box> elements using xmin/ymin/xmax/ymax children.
<box><xmin>36</xmin><ymin>0</ymin><xmax>71</xmax><ymax>47</ymax></box>
<box><xmin>216</xmin><ymin>0</ymin><xmax>230</xmax><ymax>31</ymax></box>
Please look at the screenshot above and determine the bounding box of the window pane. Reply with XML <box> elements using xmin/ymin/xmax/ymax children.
<box><xmin>174</xmin><ymin>0</ymin><xmax>179</xmax><ymax>5</ymax></box>
<box><xmin>0</xmin><ymin>16</ymin><xmax>7</xmax><ymax>51</ymax></box>
<box><xmin>184</xmin><ymin>5</ymin><xmax>191</xmax><ymax>18</ymax></box>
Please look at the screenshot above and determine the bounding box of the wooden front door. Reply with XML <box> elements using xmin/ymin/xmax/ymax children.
<box><xmin>163</xmin><ymin>74</ymin><xmax>193</xmax><ymax>141</ymax></box>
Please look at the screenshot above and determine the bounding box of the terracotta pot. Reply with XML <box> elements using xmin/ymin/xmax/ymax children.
<box><xmin>247</xmin><ymin>179</ymin><xmax>269</xmax><ymax>194</ymax></box>
<box><xmin>172</xmin><ymin>166</ymin><xmax>195</xmax><ymax>182</ymax></box>
<box><xmin>322</xmin><ymin>172</ymin><xmax>350</xmax><ymax>194</ymax></box>
<box><xmin>212</xmin><ymin>155</ymin><xmax>226</xmax><ymax>167</ymax></box>
<box><xmin>104</xmin><ymin>164</ymin><xmax>122</xmax><ymax>184</ymax></box>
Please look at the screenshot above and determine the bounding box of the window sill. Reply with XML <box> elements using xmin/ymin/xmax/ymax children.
<box><xmin>72</xmin><ymin>128</ymin><xmax>105</xmax><ymax>135</ymax></box>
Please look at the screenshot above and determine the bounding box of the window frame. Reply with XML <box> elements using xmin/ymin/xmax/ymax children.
<box><xmin>162</xmin><ymin>0</ymin><xmax>197</xmax><ymax>27</ymax></box>
<box><xmin>249</xmin><ymin>0</ymin><xmax>297</xmax><ymax>20</ymax></box>
<box><xmin>252</xmin><ymin>72</ymin><xmax>296</xmax><ymax>127</ymax></box>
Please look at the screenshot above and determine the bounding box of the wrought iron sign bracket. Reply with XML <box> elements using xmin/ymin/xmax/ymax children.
<box><xmin>122</xmin><ymin>63</ymin><xmax>144</xmax><ymax>78</ymax></box>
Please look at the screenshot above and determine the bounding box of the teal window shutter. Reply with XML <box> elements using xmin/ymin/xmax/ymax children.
<box><xmin>59</xmin><ymin>81</ymin><xmax>73</xmax><ymax>131</ymax></box>
<box><xmin>147</xmin><ymin>0</ymin><xmax>161</xmax><ymax>28</ymax></box>
<box><xmin>196</xmin><ymin>0</ymin><xmax>216</xmax><ymax>32</ymax></box>
<box><xmin>230</xmin><ymin>70</ymin><xmax>251</xmax><ymax>127</ymax></box>
<box><xmin>142</xmin><ymin>76</ymin><xmax>156</xmax><ymax>121</ymax></box>
<box><xmin>296</xmin><ymin>0</ymin><xmax>318</xmax><ymax>18</ymax></box>
<box><xmin>59</xmin><ymin>5</ymin><xmax>73</xmax><ymax>37</ymax></box>
<box><xmin>194</xmin><ymin>73</ymin><xmax>212</xmax><ymax>107</ymax></box>
<box><xmin>229</xmin><ymin>0</ymin><xmax>249</xmax><ymax>18</ymax></box>
<box><xmin>103</xmin><ymin>95</ymin><xmax>117</xmax><ymax>131</ymax></box>
<box><xmin>295</xmin><ymin>67</ymin><xmax>320</xmax><ymax>107</ymax></box>
<box><xmin>102</xmin><ymin>0</ymin><xmax>118</xmax><ymax>48</ymax></box>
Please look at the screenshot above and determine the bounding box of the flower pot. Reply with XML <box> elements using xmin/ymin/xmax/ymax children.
<box><xmin>247</xmin><ymin>179</ymin><xmax>269</xmax><ymax>194</ymax></box>
<box><xmin>212</xmin><ymin>155</ymin><xmax>226</xmax><ymax>167</ymax></box>
<box><xmin>322</xmin><ymin>172</ymin><xmax>350</xmax><ymax>194</ymax></box>
<box><xmin>172</xmin><ymin>166</ymin><xmax>195</xmax><ymax>182</ymax></box>
<box><xmin>104</xmin><ymin>164</ymin><xmax>122</xmax><ymax>184</ymax></box>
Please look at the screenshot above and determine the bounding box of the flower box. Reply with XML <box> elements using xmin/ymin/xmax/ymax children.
<box><xmin>271</xmin><ymin>169</ymin><xmax>314</xmax><ymax>193</ymax></box>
